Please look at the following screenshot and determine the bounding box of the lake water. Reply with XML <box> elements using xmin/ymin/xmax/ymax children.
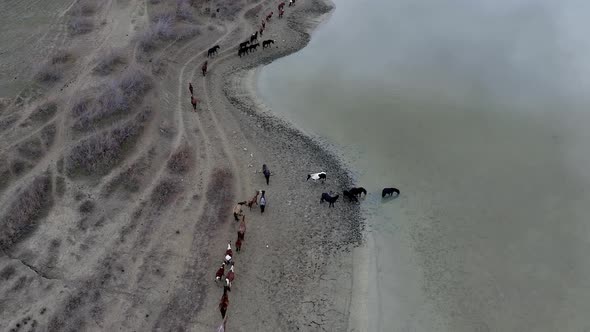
<box><xmin>258</xmin><ymin>0</ymin><xmax>590</xmax><ymax>331</ymax></box>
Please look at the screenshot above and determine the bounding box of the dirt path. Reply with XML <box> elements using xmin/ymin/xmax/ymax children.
<box><xmin>0</xmin><ymin>0</ymin><xmax>363</xmax><ymax>330</ymax></box>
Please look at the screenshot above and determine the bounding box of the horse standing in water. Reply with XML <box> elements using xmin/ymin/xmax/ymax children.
<box><xmin>219</xmin><ymin>288</ymin><xmax>229</xmax><ymax>318</ymax></box>
<box><xmin>201</xmin><ymin>61</ymin><xmax>208</xmax><ymax>76</ymax></box>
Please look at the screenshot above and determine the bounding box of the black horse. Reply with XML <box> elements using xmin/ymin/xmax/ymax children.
<box><xmin>250</xmin><ymin>31</ymin><xmax>258</xmax><ymax>43</ymax></box>
<box><xmin>382</xmin><ymin>187</ymin><xmax>400</xmax><ymax>198</ymax></box>
<box><xmin>343</xmin><ymin>190</ymin><xmax>358</xmax><ymax>202</ymax></box>
<box><xmin>349</xmin><ymin>187</ymin><xmax>367</xmax><ymax>197</ymax></box>
<box><xmin>262</xmin><ymin>164</ymin><xmax>271</xmax><ymax>185</ymax></box>
<box><xmin>207</xmin><ymin>45</ymin><xmax>220</xmax><ymax>57</ymax></box>
<box><xmin>262</xmin><ymin>39</ymin><xmax>275</xmax><ymax>48</ymax></box>
<box><xmin>320</xmin><ymin>193</ymin><xmax>339</xmax><ymax>207</ymax></box>
<box><xmin>239</xmin><ymin>40</ymin><xmax>250</xmax><ymax>49</ymax></box>
<box><xmin>238</xmin><ymin>47</ymin><xmax>248</xmax><ymax>57</ymax></box>
<box><xmin>248</xmin><ymin>43</ymin><xmax>259</xmax><ymax>52</ymax></box>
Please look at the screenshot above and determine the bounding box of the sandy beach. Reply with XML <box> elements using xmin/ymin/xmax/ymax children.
<box><xmin>0</xmin><ymin>0</ymin><xmax>363</xmax><ymax>330</ymax></box>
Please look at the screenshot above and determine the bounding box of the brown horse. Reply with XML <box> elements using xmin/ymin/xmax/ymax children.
<box><xmin>188</xmin><ymin>82</ymin><xmax>193</xmax><ymax>95</ymax></box>
<box><xmin>246</xmin><ymin>190</ymin><xmax>259</xmax><ymax>210</ymax></box>
<box><xmin>261</xmin><ymin>20</ymin><xmax>266</xmax><ymax>29</ymax></box>
<box><xmin>215</xmin><ymin>263</ymin><xmax>225</xmax><ymax>282</ymax></box>
<box><xmin>219</xmin><ymin>288</ymin><xmax>229</xmax><ymax>318</ymax></box>
<box><xmin>278</xmin><ymin>2</ymin><xmax>285</xmax><ymax>10</ymax></box>
<box><xmin>225</xmin><ymin>265</ymin><xmax>235</xmax><ymax>291</ymax></box>
<box><xmin>237</xmin><ymin>215</ymin><xmax>246</xmax><ymax>241</ymax></box>
<box><xmin>201</xmin><ymin>61</ymin><xmax>208</xmax><ymax>76</ymax></box>
<box><xmin>224</xmin><ymin>242</ymin><xmax>233</xmax><ymax>266</ymax></box>
<box><xmin>191</xmin><ymin>96</ymin><xmax>199</xmax><ymax>111</ymax></box>
<box><xmin>266</xmin><ymin>11</ymin><xmax>273</xmax><ymax>21</ymax></box>
<box><xmin>235</xmin><ymin>236</ymin><xmax>242</xmax><ymax>252</ymax></box>
<box><xmin>279</xmin><ymin>9</ymin><xmax>284</xmax><ymax>18</ymax></box>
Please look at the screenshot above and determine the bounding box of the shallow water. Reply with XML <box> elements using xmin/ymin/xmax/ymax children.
<box><xmin>258</xmin><ymin>0</ymin><xmax>590</xmax><ymax>330</ymax></box>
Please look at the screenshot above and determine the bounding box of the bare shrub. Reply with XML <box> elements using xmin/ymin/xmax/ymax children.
<box><xmin>66</xmin><ymin>110</ymin><xmax>151</xmax><ymax>176</ymax></box>
<box><xmin>0</xmin><ymin>175</ymin><xmax>53</xmax><ymax>250</ymax></box>
<box><xmin>71</xmin><ymin>97</ymin><xmax>92</xmax><ymax>117</ymax></box>
<box><xmin>167</xmin><ymin>145</ymin><xmax>193</xmax><ymax>173</ymax></box>
<box><xmin>150</xmin><ymin>177</ymin><xmax>182</xmax><ymax>209</ymax></box>
<box><xmin>176</xmin><ymin>25</ymin><xmax>200</xmax><ymax>41</ymax></box>
<box><xmin>41</xmin><ymin>123</ymin><xmax>57</xmax><ymax>148</ymax></box>
<box><xmin>10</xmin><ymin>159</ymin><xmax>32</xmax><ymax>176</ymax></box>
<box><xmin>139</xmin><ymin>16</ymin><xmax>175</xmax><ymax>51</ymax></box>
<box><xmin>104</xmin><ymin>155</ymin><xmax>151</xmax><ymax>195</ymax></box>
<box><xmin>56</xmin><ymin>176</ymin><xmax>66</xmax><ymax>197</ymax></box>
<box><xmin>71</xmin><ymin>0</ymin><xmax>97</xmax><ymax>16</ymax></box>
<box><xmin>94</xmin><ymin>49</ymin><xmax>126</xmax><ymax>75</ymax></box>
<box><xmin>0</xmin><ymin>158</ymin><xmax>11</xmax><ymax>192</ymax></box>
<box><xmin>117</xmin><ymin>66</ymin><xmax>152</xmax><ymax>100</ymax></box>
<box><xmin>69</xmin><ymin>17</ymin><xmax>94</xmax><ymax>35</ymax></box>
<box><xmin>35</xmin><ymin>63</ymin><xmax>63</xmax><ymax>83</ymax></box>
<box><xmin>29</xmin><ymin>102</ymin><xmax>57</xmax><ymax>122</ymax></box>
<box><xmin>176</xmin><ymin>0</ymin><xmax>193</xmax><ymax>21</ymax></box>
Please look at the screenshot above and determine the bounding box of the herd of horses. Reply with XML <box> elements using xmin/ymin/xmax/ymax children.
<box><xmin>308</xmin><ymin>172</ymin><xmax>400</xmax><ymax>207</ymax></box>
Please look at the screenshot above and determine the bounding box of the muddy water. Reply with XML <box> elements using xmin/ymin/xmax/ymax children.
<box><xmin>258</xmin><ymin>0</ymin><xmax>590</xmax><ymax>330</ymax></box>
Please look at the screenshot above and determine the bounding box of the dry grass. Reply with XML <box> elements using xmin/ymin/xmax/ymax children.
<box><xmin>0</xmin><ymin>175</ymin><xmax>53</xmax><ymax>250</ymax></box>
<box><xmin>167</xmin><ymin>145</ymin><xmax>193</xmax><ymax>174</ymax></box>
<box><xmin>66</xmin><ymin>109</ymin><xmax>151</xmax><ymax>176</ymax></box>
<box><xmin>118</xmin><ymin>66</ymin><xmax>152</xmax><ymax>100</ymax></box>
<box><xmin>94</xmin><ymin>49</ymin><xmax>126</xmax><ymax>75</ymax></box>
<box><xmin>17</xmin><ymin>137</ymin><xmax>43</xmax><ymax>160</ymax></box>
<box><xmin>176</xmin><ymin>25</ymin><xmax>201</xmax><ymax>41</ymax></box>
<box><xmin>150</xmin><ymin>177</ymin><xmax>182</xmax><ymax>209</ymax></box>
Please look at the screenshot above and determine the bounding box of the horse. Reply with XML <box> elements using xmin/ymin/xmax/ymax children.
<box><xmin>262</xmin><ymin>39</ymin><xmax>275</xmax><ymax>48</ymax></box>
<box><xmin>261</xmin><ymin>21</ymin><xmax>266</xmax><ymax>29</ymax></box>
<box><xmin>250</xmin><ymin>31</ymin><xmax>258</xmax><ymax>43</ymax></box>
<box><xmin>279</xmin><ymin>8</ymin><xmax>284</xmax><ymax>18</ymax></box>
<box><xmin>349</xmin><ymin>187</ymin><xmax>367</xmax><ymax>197</ymax></box>
<box><xmin>320</xmin><ymin>193</ymin><xmax>339</xmax><ymax>207</ymax></box>
<box><xmin>238</xmin><ymin>47</ymin><xmax>248</xmax><ymax>57</ymax></box>
<box><xmin>278</xmin><ymin>2</ymin><xmax>286</xmax><ymax>10</ymax></box>
<box><xmin>225</xmin><ymin>265</ymin><xmax>235</xmax><ymax>291</ymax></box>
<box><xmin>235</xmin><ymin>236</ymin><xmax>242</xmax><ymax>252</ymax></box>
<box><xmin>382</xmin><ymin>187</ymin><xmax>400</xmax><ymax>198</ymax></box>
<box><xmin>219</xmin><ymin>288</ymin><xmax>229</xmax><ymax>318</ymax></box>
<box><xmin>215</xmin><ymin>263</ymin><xmax>225</xmax><ymax>282</ymax></box>
<box><xmin>343</xmin><ymin>190</ymin><xmax>358</xmax><ymax>202</ymax></box>
<box><xmin>239</xmin><ymin>40</ymin><xmax>250</xmax><ymax>49</ymax></box>
<box><xmin>188</xmin><ymin>82</ymin><xmax>193</xmax><ymax>95</ymax></box>
<box><xmin>190</xmin><ymin>96</ymin><xmax>199</xmax><ymax>111</ymax></box>
<box><xmin>233</xmin><ymin>201</ymin><xmax>246</xmax><ymax>221</ymax></box>
<box><xmin>307</xmin><ymin>172</ymin><xmax>326</xmax><ymax>182</ymax></box>
<box><xmin>259</xmin><ymin>190</ymin><xmax>266</xmax><ymax>214</ymax></box>
<box><xmin>237</xmin><ymin>215</ymin><xmax>246</xmax><ymax>241</ymax></box>
<box><xmin>259</xmin><ymin>26</ymin><xmax>264</xmax><ymax>36</ymax></box>
<box><xmin>266</xmin><ymin>12</ymin><xmax>273</xmax><ymax>21</ymax></box>
<box><xmin>248</xmin><ymin>43</ymin><xmax>260</xmax><ymax>52</ymax></box>
<box><xmin>262</xmin><ymin>164</ymin><xmax>271</xmax><ymax>185</ymax></box>
<box><xmin>207</xmin><ymin>45</ymin><xmax>220</xmax><ymax>57</ymax></box>
<box><xmin>288</xmin><ymin>0</ymin><xmax>294</xmax><ymax>6</ymax></box>
<box><xmin>246</xmin><ymin>190</ymin><xmax>259</xmax><ymax>209</ymax></box>
<box><xmin>201</xmin><ymin>61</ymin><xmax>208</xmax><ymax>76</ymax></box>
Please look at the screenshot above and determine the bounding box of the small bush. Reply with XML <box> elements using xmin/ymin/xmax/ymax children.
<box><xmin>35</xmin><ymin>63</ymin><xmax>63</xmax><ymax>83</ymax></box>
<box><xmin>79</xmin><ymin>200</ymin><xmax>95</xmax><ymax>214</ymax></box>
<box><xmin>176</xmin><ymin>26</ymin><xmax>200</xmax><ymax>41</ymax></box>
<box><xmin>10</xmin><ymin>159</ymin><xmax>31</xmax><ymax>176</ymax></box>
<box><xmin>71</xmin><ymin>97</ymin><xmax>92</xmax><ymax>117</ymax></box>
<box><xmin>17</xmin><ymin>138</ymin><xmax>44</xmax><ymax>160</ymax></box>
<box><xmin>139</xmin><ymin>17</ymin><xmax>176</xmax><ymax>51</ymax></box>
<box><xmin>69</xmin><ymin>17</ymin><xmax>94</xmax><ymax>35</ymax></box>
<box><xmin>117</xmin><ymin>66</ymin><xmax>152</xmax><ymax>100</ymax></box>
<box><xmin>176</xmin><ymin>0</ymin><xmax>193</xmax><ymax>21</ymax></box>
<box><xmin>72</xmin><ymin>0</ymin><xmax>97</xmax><ymax>16</ymax></box>
<box><xmin>29</xmin><ymin>102</ymin><xmax>57</xmax><ymax>122</ymax></box>
<box><xmin>150</xmin><ymin>177</ymin><xmax>182</xmax><ymax>209</ymax></box>
<box><xmin>0</xmin><ymin>175</ymin><xmax>53</xmax><ymax>250</ymax></box>
<box><xmin>41</xmin><ymin>124</ymin><xmax>57</xmax><ymax>148</ymax></box>
<box><xmin>94</xmin><ymin>49</ymin><xmax>125</xmax><ymax>75</ymax></box>
<box><xmin>51</xmin><ymin>50</ymin><xmax>74</xmax><ymax>64</ymax></box>
<box><xmin>167</xmin><ymin>145</ymin><xmax>193</xmax><ymax>173</ymax></box>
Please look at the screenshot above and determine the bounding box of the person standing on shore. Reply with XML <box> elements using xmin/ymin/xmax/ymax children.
<box><xmin>260</xmin><ymin>190</ymin><xmax>266</xmax><ymax>213</ymax></box>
